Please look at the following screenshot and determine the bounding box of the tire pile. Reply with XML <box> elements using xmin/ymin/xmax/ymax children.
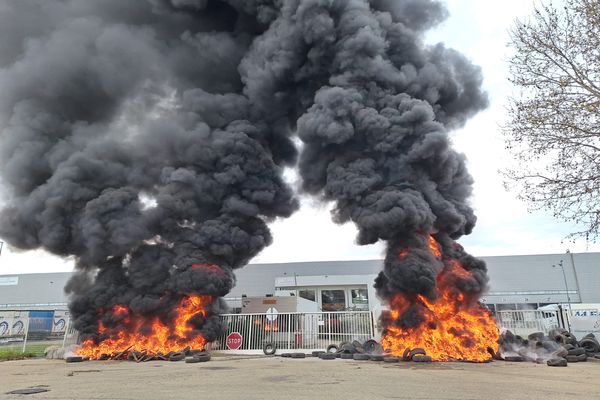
<box><xmin>65</xmin><ymin>347</ymin><xmax>211</xmax><ymax>363</ymax></box>
<box><xmin>496</xmin><ymin>329</ymin><xmax>600</xmax><ymax>367</ymax></box>
<box><xmin>279</xmin><ymin>340</ymin><xmax>432</xmax><ymax>363</ymax></box>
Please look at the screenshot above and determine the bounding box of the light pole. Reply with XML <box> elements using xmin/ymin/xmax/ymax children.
<box><xmin>553</xmin><ymin>260</ymin><xmax>572</xmax><ymax>331</ymax></box>
<box><xmin>0</xmin><ymin>241</ymin><xmax>3</xmax><ymax>257</ymax></box>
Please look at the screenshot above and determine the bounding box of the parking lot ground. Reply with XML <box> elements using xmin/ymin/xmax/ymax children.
<box><xmin>1</xmin><ymin>355</ymin><xmax>599</xmax><ymax>400</ymax></box>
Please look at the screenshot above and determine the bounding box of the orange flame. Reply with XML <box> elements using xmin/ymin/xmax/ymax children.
<box><xmin>78</xmin><ymin>295</ymin><xmax>213</xmax><ymax>359</ymax></box>
<box><xmin>382</xmin><ymin>236</ymin><xmax>499</xmax><ymax>362</ymax></box>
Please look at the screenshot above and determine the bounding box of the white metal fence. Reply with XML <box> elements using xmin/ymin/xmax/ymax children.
<box><xmin>496</xmin><ymin>310</ymin><xmax>560</xmax><ymax>337</ymax></box>
<box><xmin>211</xmin><ymin>311</ymin><xmax>375</xmax><ymax>354</ymax></box>
<box><xmin>0</xmin><ymin>311</ymin><xmax>72</xmax><ymax>355</ymax></box>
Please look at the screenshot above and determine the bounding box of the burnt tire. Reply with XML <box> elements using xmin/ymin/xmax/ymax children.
<box><xmin>169</xmin><ymin>352</ymin><xmax>185</xmax><ymax>362</ymax></box>
<box><xmin>195</xmin><ymin>354</ymin><xmax>211</xmax><ymax>362</ymax></box>
<box><xmin>341</xmin><ymin>353</ymin><xmax>354</xmax><ymax>360</ymax></box>
<box><xmin>326</xmin><ymin>344</ymin><xmax>339</xmax><ymax>354</ymax></box>
<box><xmin>319</xmin><ymin>353</ymin><xmax>336</xmax><ymax>360</ymax></box>
<box><xmin>291</xmin><ymin>353</ymin><xmax>306</xmax><ymax>359</ymax></box>
<box><xmin>412</xmin><ymin>355</ymin><xmax>432</xmax><ymax>363</ymax></box>
<box><xmin>576</xmin><ymin>353</ymin><xmax>587</xmax><ymax>362</ymax></box>
<box><xmin>65</xmin><ymin>356</ymin><xmax>83</xmax><ymax>363</ymax></box>
<box><xmin>504</xmin><ymin>356</ymin><xmax>523</xmax><ymax>362</ymax></box>
<box><xmin>312</xmin><ymin>351</ymin><xmax>325</xmax><ymax>357</ymax></box>
<box><xmin>384</xmin><ymin>356</ymin><xmax>399</xmax><ymax>363</ymax></box>
<box><xmin>528</xmin><ymin>332</ymin><xmax>545</xmax><ymax>341</ymax></box>
<box><xmin>281</xmin><ymin>353</ymin><xmax>293</xmax><ymax>358</ymax></box>
<box><xmin>402</xmin><ymin>348</ymin><xmax>412</xmax><ymax>361</ymax></box>
<box><xmin>353</xmin><ymin>354</ymin><xmax>370</xmax><ymax>361</ymax></box>
<box><xmin>567</xmin><ymin>348</ymin><xmax>586</xmax><ymax>356</ymax></box>
<box><xmin>263</xmin><ymin>342</ymin><xmax>277</xmax><ymax>356</ymax></box>
<box><xmin>578</xmin><ymin>339</ymin><xmax>600</xmax><ymax>354</ymax></box>
<box><xmin>565</xmin><ymin>355</ymin><xmax>579</xmax><ymax>363</ymax></box>
<box><xmin>185</xmin><ymin>356</ymin><xmax>200</xmax><ymax>363</ymax></box>
<box><xmin>370</xmin><ymin>355</ymin><xmax>384</xmax><ymax>361</ymax></box>
<box><xmin>547</xmin><ymin>358</ymin><xmax>567</xmax><ymax>367</ymax></box>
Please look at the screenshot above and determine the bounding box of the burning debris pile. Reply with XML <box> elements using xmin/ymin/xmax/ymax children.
<box><xmin>0</xmin><ymin>1</ymin><xmax>494</xmax><ymax>360</ymax></box>
<box><xmin>496</xmin><ymin>330</ymin><xmax>600</xmax><ymax>367</ymax></box>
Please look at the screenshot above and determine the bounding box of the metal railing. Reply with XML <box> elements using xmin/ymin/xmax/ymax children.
<box><xmin>0</xmin><ymin>311</ymin><xmax>71</xmax><ymax>355</ymax></box>
<box><xmin>496</xmin><ymin>310</ymin><xmax>560</xmax><ymax>336</ymax></box>
<box><xmin>211</xmin><ymin>311</ymin><xmax>375</xmax><ymax>354</ymax></box>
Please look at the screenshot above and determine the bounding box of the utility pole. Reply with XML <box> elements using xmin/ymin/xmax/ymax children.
<box><xmin>565</xmin><ymin>249</ymin><xmax>582</xmax><ymax>302</ymax></box>
<box><xmin>0</xmin><ymin>241</ymin><xmax>3</xmax><ymax>257</ymax></box>
<box><xmin>553</xmin><ymin>260</ymin><xmax>572</xmax><ymax>332</ymax></box>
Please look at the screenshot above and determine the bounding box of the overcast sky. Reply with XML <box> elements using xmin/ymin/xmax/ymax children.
<box><xmin>1</xmin><ymin>0</ymin><xmax>597</xmax><ymax>276</ymax></box>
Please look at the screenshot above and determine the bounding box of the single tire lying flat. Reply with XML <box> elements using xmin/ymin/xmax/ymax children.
<box><xmin>281</xmin><ymin>353</ymin><xmax>292</xmax><ymax>358</ymax></box>
<box><xmin>65</xmin><ymin>356</ymin><xmax>83</xmax><ymax>363</ymax></box>
<box><xmin>291</xmin><ymin>353</ymin><xmax>306</xmax><ymax>359</ymax></box>
<box><xmin>341</xmin><ymin>353</ymin><xmax>354</xmax><ymax>360</ymax></box>
<box><xmin>353</xmin><ymin>354</ymin><xmax>370</xmax><ymax>361</ymax></box>
<box><xmin>370</xmin><ymin>355</ymin><xmax>384</xmax><ymax>361</ymax></box>
<box><xmin>503</xmin><ymin>356</ymin><xmax>523</xmax><ymax>362</ymax></box>
<box><xmin>567</xmin><ymin>348</ymin><xmax>585</xmax><ymax>356</ymax></box>
<box><xmin>383</xmin><ymin>356</ymin><xmax>399</xmax><ymax>363</ymax></box>
<box><xmin>194</xmin><ymin>354</ymin><xmax>211</xmax><ymax>363</ymax></box>
<box><xmin>412</xmin><ymin>355</ymin><xmax>432</xmax><ymax>363</ymax></box>
<box><xmin>547</xmin><ymin>358</ymin><xmax>567</xmax><ymax>367</ymax></box>
<box><xmin>319</xmin><ymin>353</ymin><xmax>336</xmax><ymax>360</ymax></box>
<box><xmin>312</xmin><ymin>351</ymin><xmax>325</xmax><ymax>357</ymax></box>
<box><xmin>169</xmin><ymin>352</ymin><xmax>185</xmax><ymax>362</ymax></box>
<box><xmin>576</xmin><ymin>354</ymin><xmax>587</xmax><ymax>362</ymax></box>
<box><xmin>565</xmin><ymin>355</ymin><xmax>579</xmax><ymax>363</ymax></box>
<box><xmin>185</xmin><ymin>356</ymin><xmax>200</xmax><ymax>363</ymax></box>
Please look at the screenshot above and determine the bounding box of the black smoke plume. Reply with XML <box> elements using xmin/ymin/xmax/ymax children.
<box><xmin>0</xmin><ymin>0</ymin><xmax>487</xmax><ymax>344</ymax></box>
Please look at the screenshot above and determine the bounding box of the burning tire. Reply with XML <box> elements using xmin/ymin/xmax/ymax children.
<box><xmin>409</xmin><ymin>348</ymin><xmax>426</xmax><ymax>359</ymax></box>
<box><xmin>326</xmin><ymin>344</ymin><xmax>339</xmax><ymax>353</ymax></box>
<box><xmin>262</xmin><ymin>342</ymin><xmax>277</xmax><ymax>356</ymax></box>
<box><xmin>402</xmin><ymin>348</ymin><xmax>412</xmax><ymax>361</ymax></box>
<box><xmin>353</xmin><ymin>354</ymin><xmax>370</xmax><ymax>361</ymax></box>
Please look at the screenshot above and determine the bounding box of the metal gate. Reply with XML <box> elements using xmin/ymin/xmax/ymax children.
<box><xmin>496</xmin><ymin>310</ymin><xmax>560</xmax><ymax>337</ymax></box>
<box><xmin>211</xmin><ymin>311</ymin><xmax>375</xmax><ymax>354</ymax></box>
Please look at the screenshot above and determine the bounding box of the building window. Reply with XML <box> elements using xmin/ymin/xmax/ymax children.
<box><xmin>350</xmin><ymin>289</ymin><xmax>369</xmax><ymax>310</ymax></box>
<box><xmin>321</xmin><ymin>289</ymin><xmax>346</xmax><ymax>311</ymax></box>
<box><xmin>299</xmin><ymin>289</ymin><xmax>316</xmax><ymax>302</ymax></box>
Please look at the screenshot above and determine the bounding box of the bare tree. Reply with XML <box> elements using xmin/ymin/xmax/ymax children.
<box><xmin>504</xmin><ymin>0</ymin><xmax>600</xmax><ymax>240</ymax></box>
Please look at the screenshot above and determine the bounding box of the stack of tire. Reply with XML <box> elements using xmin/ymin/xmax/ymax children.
<box><xmin>319</xmin><ymin>340</ymin><xmax>397</xmax><ymax>363</ymax></box>
<box><xmin>497</xmin><ymin>329</ymin><xmax>600</xmax><ymax>367</ymax></box>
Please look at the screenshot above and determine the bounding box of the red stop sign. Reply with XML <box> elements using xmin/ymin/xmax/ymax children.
<box><xmin>226</xmin><ymin>332</ymin><xmax>243</xmax><ymax>350</ymax></box>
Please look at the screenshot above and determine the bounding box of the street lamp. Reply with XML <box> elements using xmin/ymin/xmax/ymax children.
<box><xmin>553</xmin><ymin>260</ymin><xmax>572</xmax><ymax>331</ymax></box>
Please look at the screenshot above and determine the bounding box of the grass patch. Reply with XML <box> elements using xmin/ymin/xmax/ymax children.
<box><xmin>0</xmin><ymin>344</ymin><xmax>47</xmax><ymax>361</ymax></box>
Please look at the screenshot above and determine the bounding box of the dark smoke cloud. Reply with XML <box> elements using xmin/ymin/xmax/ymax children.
<box><xmin>0</xmin><ymin>0</ymin><xmax>487</xmax><ymax>341</ymax></box>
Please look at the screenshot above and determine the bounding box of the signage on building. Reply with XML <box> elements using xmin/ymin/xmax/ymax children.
<box><xmin>0</xmin><ymin>276</ymin><xmax>18</xmax><ymax>286</ymax></box>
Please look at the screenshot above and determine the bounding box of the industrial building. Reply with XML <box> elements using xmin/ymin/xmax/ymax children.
<box><xmin>1</xmin><ymin>252</ymin><xmax>598</xmax><ymax>317</ymax></box>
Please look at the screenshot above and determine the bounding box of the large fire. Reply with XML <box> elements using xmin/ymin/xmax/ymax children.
<box><xmin>382</xmin><ymin>236</ymin><xmax>499</xmax><ymax>362</ymax></box>
<box><xmin>78</xmin><ymin>295</ymin><xmax>213</xmax><ymax>359</ymax></box>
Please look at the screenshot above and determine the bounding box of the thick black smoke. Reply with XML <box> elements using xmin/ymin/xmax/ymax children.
<box><xmin>0</xmin><ymin>0</ymin><xmax>487</xmax><ymax>342</ymax></box>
